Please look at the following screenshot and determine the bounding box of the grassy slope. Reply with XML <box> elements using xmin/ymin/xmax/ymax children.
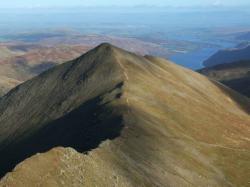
<box><xmin>0</xmin><ymin>45</ymin><xmax>91</xmax><ymax>96</ymax></box>
<box><xmin>0</xmin><ymin>44</ymin><xmax>250</xmax><ymax>187</ymax></box>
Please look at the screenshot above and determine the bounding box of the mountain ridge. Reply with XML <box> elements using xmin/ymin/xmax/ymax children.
<box><xmin>0</xmin><ymin>43</ymin><xmax>250</xmax><ymax>186</ymax></box>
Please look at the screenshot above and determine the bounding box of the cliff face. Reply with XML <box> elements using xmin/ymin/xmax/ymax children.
<box><xmin>0</xmin><ymin>44</ymin><xmax>250</xmax><ymax>187</ymax></box>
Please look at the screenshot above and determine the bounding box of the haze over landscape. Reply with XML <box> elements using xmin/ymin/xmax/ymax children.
<box><xmin>0</xmin><ymin>0</ymin><xmax>249</xmax><ymax>186</ymax></box>
<box><xmin>1</xmin><ymin>0</ymin><xmax>250</xmax><ymax>8</ymax></box>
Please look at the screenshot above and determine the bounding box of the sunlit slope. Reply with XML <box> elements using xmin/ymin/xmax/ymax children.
<box><xmin>0</xmin><ymin>44</ymin><xmax>249</xmax><ymax>187</ymax></box>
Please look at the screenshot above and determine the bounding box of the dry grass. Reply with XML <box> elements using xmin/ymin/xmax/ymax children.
<box><xmin>0</xmin><ymin>44</ymin><xmax>249</xmax><ymax>187</ymax></box>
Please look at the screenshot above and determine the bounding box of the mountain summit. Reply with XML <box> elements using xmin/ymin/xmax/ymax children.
<box><xmin>0</xmin><ymin>43</ymin><xmax>250</xmax><ymax>186</ymax></box>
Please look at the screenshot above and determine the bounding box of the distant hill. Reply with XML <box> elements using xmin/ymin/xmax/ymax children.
<box><xmin>0</xmin><ymin>76</ymin><xmax>22</xmax><ymax>98</ymax></box>
<box><xmin>0</xmin><ymin>43</ymin><xmax>249</xmax><ymax>186</ymax></box>
<box><xmin>199</xmin><ymin>60</ymin><xmax>250</xmax><ymax>97</ymax></box>
<box><xmin>236</xmin><ymin>31</ymin><xmax>250</xmax><ymax>41</ymax></box>
<box><xmin>203</xmin><ymin>44</ymin><xmax>250</xmax><ymax>67</ymax></box>
<box><xmin>235</xmin><ymin>41</ymin><xmax>250</xmax><ymax>48</ymax></box>
<box><xmin>0</xmin><ymin>43</ymin><xmax>91</xmax><ymax>96</ymax></box>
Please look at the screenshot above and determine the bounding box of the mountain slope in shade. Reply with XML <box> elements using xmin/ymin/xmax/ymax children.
<box><xmin>203</xmin><ymin>44</ymin><xmax>250</xmax><ymax>67</ymax></box>
<box><xmin>0</xmin><ymin>44</ymin><xmax>250</xmax><ymax>187</ymax></box>
<box><xmin>199</xmin><ymin>60</ymin><xmax>250</xmax><ymax>98</ymax></box>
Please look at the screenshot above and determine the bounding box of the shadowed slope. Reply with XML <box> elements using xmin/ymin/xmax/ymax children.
<box><xmin>199</xmin><ymin>61</ymin><xmax>250</xmax><ymax>98</ymax></box>
<box><xmin>0</xmin><ymin>43</ymin><xmax>126</xmax><ymax>177</ymax></box>
<box><xmin>0</xmin><ymin>87</ymin><xmax>124</xmax><ymax>178</ymax></box>
<box><xmin>0</xmin><ymin>44</ymin><xmax>250</xmax><ymax>187</ymax></box>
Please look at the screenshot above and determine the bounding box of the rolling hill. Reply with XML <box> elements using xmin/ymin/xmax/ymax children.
<box><xmin>199</xmin><ymin>60</ymin><xmax>250</xmax><ymax>98</ymax></box>
<box><xmin>203</xmin><ymin>44</ymin><xmax>250</xmax><ymax>67</ymax></box>
<box><xmin>236</xmin><ymin>31</ymin><xmax>250</xmax><ymax>41</ymax></box>
<box><xmin>0</xmin><ymin>44</ymin><xmax>249</xmax><ymax>187</ymax></box>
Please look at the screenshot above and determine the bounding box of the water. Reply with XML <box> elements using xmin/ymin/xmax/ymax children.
<box><xmin>0</xmin><ymin>8</ymin><xmax>249</xmax><ymax>70</ymax></box>
<box><xmin>169</xmin><ymin>39</ymin><xmax>236</xmax><ymax>70</ymax></box>
<box><xmin>170</xmin><ymin>48</ymin><xmax>218</xmax><ymax>70</ymax></box>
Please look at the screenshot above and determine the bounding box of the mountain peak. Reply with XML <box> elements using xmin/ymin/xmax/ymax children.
<box><xmin>85</xmin><ymin>42</ymin><xmax>123</xmax><ymax>58</ymax></box>
<box><xmin>0</xmin><ymin>45</ymin><xmax>250</xmax><ymax>186</ymax></box>
<box><xmin>96</xmin><ymin>42</ymin><xmax>117</xmax><ymax>50</ymax></box>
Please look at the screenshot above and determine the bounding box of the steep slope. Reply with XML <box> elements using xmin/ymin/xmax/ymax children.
<box><xmin>0</xmin><ymin>44</ymin><xmax>250</xmax><ymax>187</ymax></box>
<box><xmin>0</xmin><ymin>44</ymin><xmax>91</xmax><ymax>96</ymax></box>
<box><xmin>203</xmin><ymin>44</ymin><xmax>250</xmax><ymax>67</ymax></box>
<box><xmin>0</xmin><ymin>76</ymin><xmax>22</xmax><ymax>97</ymax></box>
<box><xmin>199</xmin><ymin>60</ymin><xmax>250</xmax><ymax>97</ymax></box>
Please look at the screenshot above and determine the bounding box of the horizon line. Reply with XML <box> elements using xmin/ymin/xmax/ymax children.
<box><xmin>1</xmin><ymin>4</ymin><xmax>250</xmax><ymax>9</ymax></box>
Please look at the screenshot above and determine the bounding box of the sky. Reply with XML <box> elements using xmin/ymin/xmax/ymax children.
<box><xmin>0</xmin><ymin>0</ymin><xmax>249</xmax><ymax>8</ymax></box>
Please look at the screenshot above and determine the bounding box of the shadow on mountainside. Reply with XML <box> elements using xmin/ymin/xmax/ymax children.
<box><xmin>222</xmin><ymin>77</ymin><xmax>250</xmax><ymax>98</ymax></box>
<box><xmin>0</xmin><ymin>92</ymin><xmax>124</xmax><ymax>178</ymax></box>
<box><xmin>211</xmin><ymin>80</ymin><xmax>250</xmax><ymax>115</ymax></box>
